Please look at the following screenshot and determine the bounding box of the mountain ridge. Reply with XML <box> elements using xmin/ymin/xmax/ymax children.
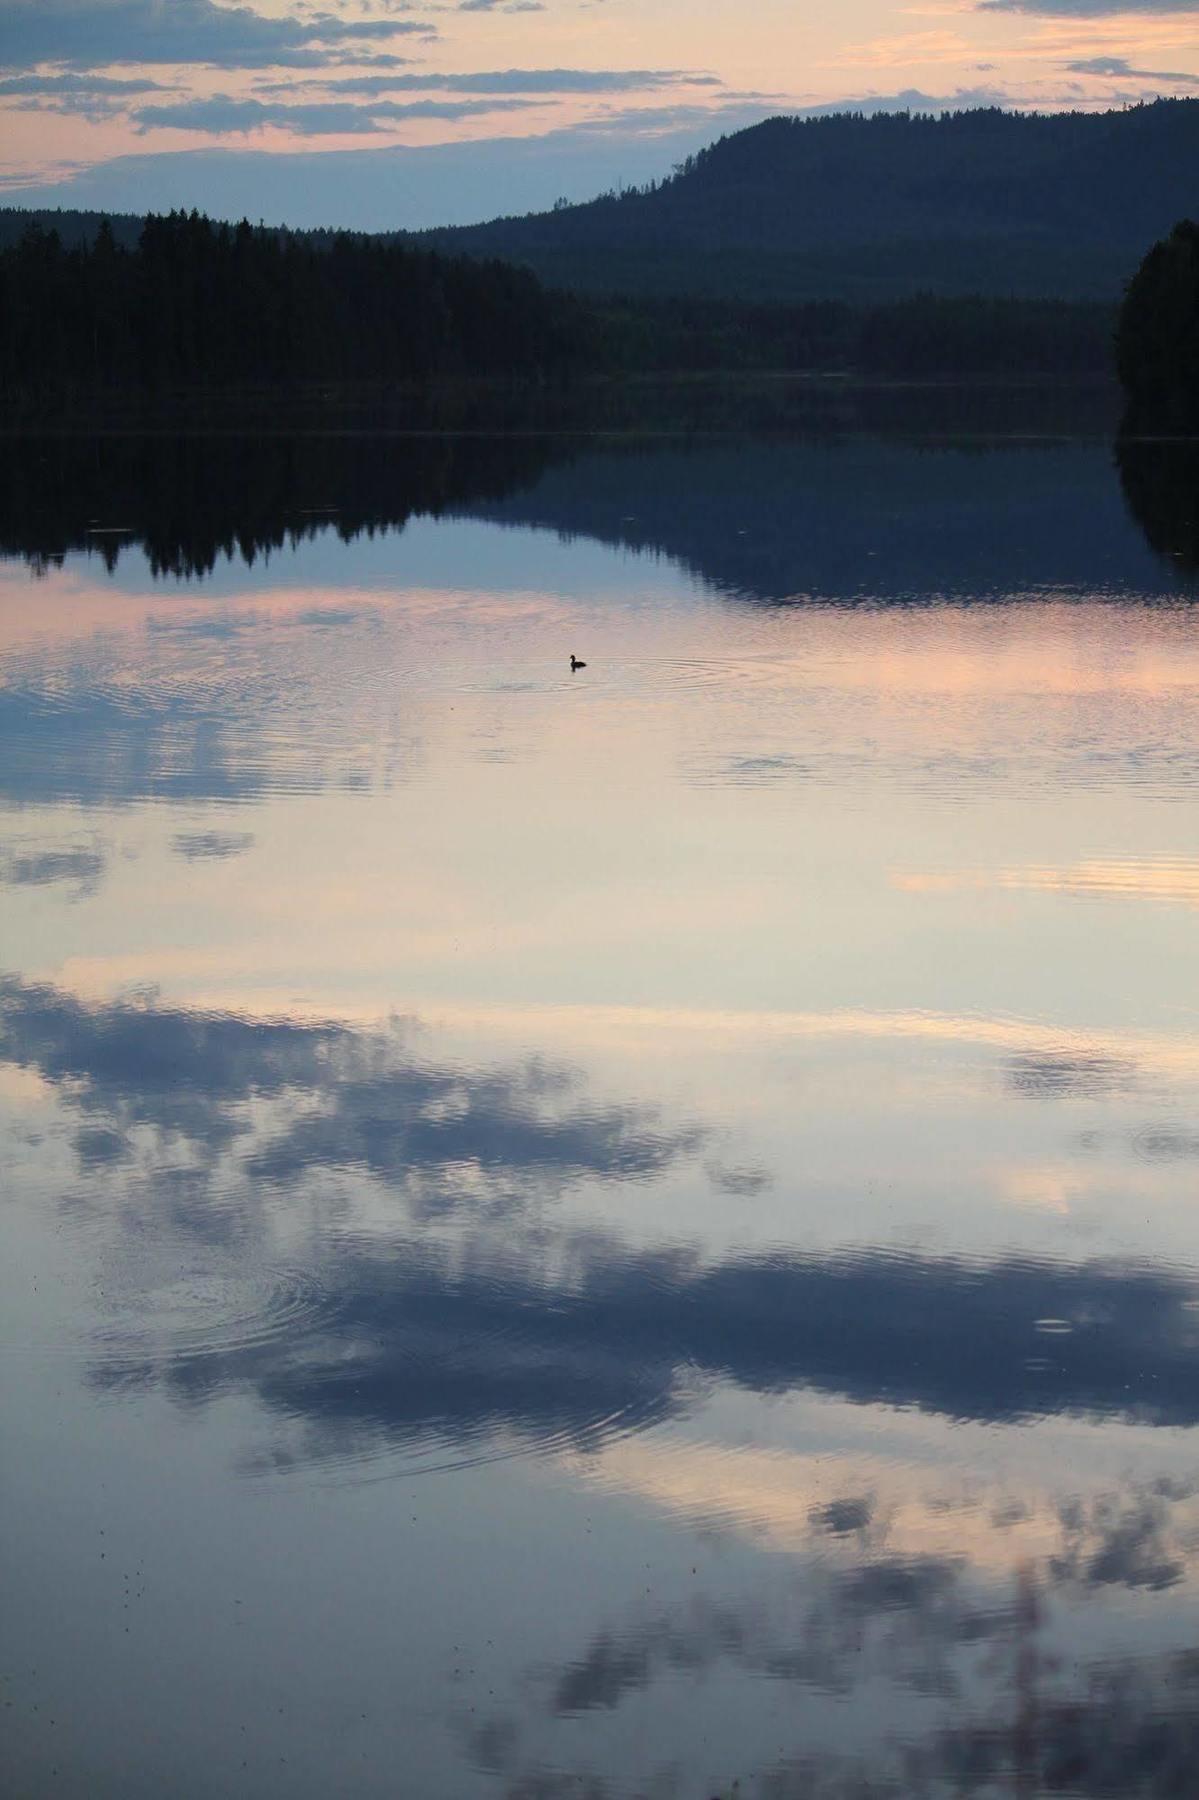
<box><xmin>411</xmin><ymin>100</ymin><xmax>1199</xmax><ymax>301</ymax></box>
<box><xmin>3</xmin><ymin>99</ymin><xmax>1195</xmax><ymax>311</ymax></box>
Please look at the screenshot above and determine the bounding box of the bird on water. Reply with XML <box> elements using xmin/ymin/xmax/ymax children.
<box><xmin>570</xmin><ymin>654</ymin><xmax>586</xmax><ymax>671</ymax></box>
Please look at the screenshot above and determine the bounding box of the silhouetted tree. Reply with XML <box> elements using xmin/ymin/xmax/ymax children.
<box><xmin>1116</xmin><ymin>220</ymin><xmax>1199</xmax><ymax>428</ymax></box>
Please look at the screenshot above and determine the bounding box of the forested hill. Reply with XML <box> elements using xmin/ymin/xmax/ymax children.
<box><xmin>9</xmin><ymin>100</ymin><xmax>1196</xmax><ymax>306</ymax></box>
<box><xmin>414</xmin><ymin>100</ymin><xmax>1199</xmax><ymax>302</ymax></box>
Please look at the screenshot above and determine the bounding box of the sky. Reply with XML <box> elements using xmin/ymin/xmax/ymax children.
<box><xmin>0</xmin><ymin>0</ymin><xmax>1196</xmax><ymax>229</ymax></box>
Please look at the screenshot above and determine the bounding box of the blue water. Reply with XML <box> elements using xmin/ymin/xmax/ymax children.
<box><xmin>3</xmin><ymin>423</ymin><xmax>1199</xmax><ymax>1798</ymax></box>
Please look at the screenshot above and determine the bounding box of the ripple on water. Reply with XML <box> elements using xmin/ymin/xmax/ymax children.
<box><xmin>72</xmin><ymin>1236</ymin><xmax>681</xmax><ymax>1484</ymax></box>
<box><xmin>88</xmin><ymin>1262</ymin><xmax>334</xmax><ymax>1378</ymax></box>
<box><xmin>227</xmin><ymin>1256</ymin><xmax>682</xmax><ymax>1487</ymax></box>
<box><xmin>287</xmin><ymin>1393</ymin><xmax>673</xmax><ymax>1489</ymax></box>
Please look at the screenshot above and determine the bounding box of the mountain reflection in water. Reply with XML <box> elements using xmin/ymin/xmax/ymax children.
<box><xmin>4</xmin><ymin>413</ymin><xmax>1197</xmax><ymax>597</ymax></box>
<box><xmin>4</xmin><ymin>413</ymin><xmax>1199</xmax><ymax>1800</ymax></box>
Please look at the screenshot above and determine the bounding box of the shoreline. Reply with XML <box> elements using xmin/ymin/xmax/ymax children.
<box><xmin>0</xmin><ymin>369</ymin><xmax>1123</xmax><ymax>439</ymax></box>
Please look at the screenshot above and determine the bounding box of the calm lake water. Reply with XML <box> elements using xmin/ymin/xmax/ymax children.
<box><xmin>3</xmin><ymin>414</ymin><xmax>1199</xmax><ymax>1798</ymax></box>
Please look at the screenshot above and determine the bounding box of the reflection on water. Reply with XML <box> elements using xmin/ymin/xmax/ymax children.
<box><xmin>1116</xmin><ymin>436</ymin><xmax>1199</xmax><ymax>575</ymax></box>
<box><xmin>3</xmin><ymin>417</ymin><xmax>1199</xmax><ymax>1799</ymax></box>
<box><xmin>1</xmin><ymin>432</ymin><xmax>559</xmax><ymax>579</ymax></box>
<box><xmin>4</xmin><ymin>420</ymin><xmax>1194</xmax><ymax>599</ymax></box>
<box><xmin>10</xmin><ymin>974</ymin><xmax>1199</xmax><ymax>1445</ymax></box>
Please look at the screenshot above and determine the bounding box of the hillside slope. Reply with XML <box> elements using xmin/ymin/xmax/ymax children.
<box><xmin>415</xmin><ymin>100</ymin><xmax>1199</xmax><ymax>301</ymax></box>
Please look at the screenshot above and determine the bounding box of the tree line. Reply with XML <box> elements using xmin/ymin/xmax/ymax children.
<box><xmin>596</xmin><ymin>292</ymin><xmax>1114</xmax><ymax>377</ymax></box>
<box><xmin>0</xmin><ymin>210</ymin><xmax>593</xmax><ymax>397</ymax></box>
<box><xmin>0</xmin><ymin>430</ymin><xmax>562</xmax><ymax>577</ymax></box>
<box><xmin>0</xmin><ymin>207</ymin><xmax>1121</xmax><ymax>410</ymax></box>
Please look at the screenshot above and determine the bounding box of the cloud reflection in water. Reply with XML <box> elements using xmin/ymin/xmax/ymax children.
<box><xmin>5</xmin><ymin>977</ymin><xmax>1199</xmax><ymax>1480</ymax></box>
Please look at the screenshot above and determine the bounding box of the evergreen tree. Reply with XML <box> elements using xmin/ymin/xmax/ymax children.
<box><xmin>1116</xmin><ymin>221</ymin><xmax>1199</xmax><ymax>427</ymax></box>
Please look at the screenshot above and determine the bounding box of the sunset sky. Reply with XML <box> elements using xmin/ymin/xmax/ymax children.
<box><xmin>1</xmin><ymin>0</ymin><xmax>1197</xmax><ymax>227</ymax></box>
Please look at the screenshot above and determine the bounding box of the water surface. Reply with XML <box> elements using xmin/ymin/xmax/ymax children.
<box><xmin>3</xmin><ymin>419</ymin><xmax>1199</xmax><ymax>1798</ymax></box>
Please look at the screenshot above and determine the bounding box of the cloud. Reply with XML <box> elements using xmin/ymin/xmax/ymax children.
<box><xmin>0</xmin><ymin>0</ymin><xmax>431</xmax><ymax>73</ymax></box>
<box><xmin>2</xmin><ymin>69</ymin><xmax>184</xmax><ymax>117</ymax></box>
<box><xmin>0</xmin><ymin>71</ymin><xmax>174</xmax><ymax>97</ymax></box>
<box><xmin>172</xmin><ymin>830</ymin><xmax>255</xmax><ymax>861</ymax></box>
<box><xmin>158</xmin><ymin>1174</ymin><xmax>1199</xmax><ymax>1471</ymax></box>
<box><xmin>132</xmin><ymin>93</ymin><xmax>541</xmax><ymax>135</ymax></box>
<box><xmin>0</xmin><ymin>69</ymin><xmax>181</xmax><ymax>118</ymax></box>
<box><xmin>5</xmin><ymin>972</ymin><xmax>1197</xmax><ymax>1436</ymax></box>
<box><xmin>793</xmin><ymin>84</ymin><xmax>1011</xmax><ymax>116</ymax></box>
<box><xmin>260</xmin><ymin>68</ymin><xmax>724</xmax><ymax>97</ymax></box>
<box><xmin>494</xmin><ymin>1592</ymin><xmax>1199</xmax><ymax>1799</ymax></box>
<box><xmin>82</xmin><ymin>1188</ymin><xmax>1199</xmax><ymax>1449</ymax></box>
<box><xmin>1006</xmin><ymin>1051</ymin><xmax>1136</xmax><ymax>1097</ymax></box>
<box><xmin>8</xmin><ymin>971</ymin><xmax>1199</xmax><ymax>1477</ymax></box>
<box><xmin>0</xmin><ymin>612</ymin><xmax>407</xmax><ymax>806</ymax></box>
<box><xmin>0</xmin><ymin>118</ymin><xmax>767</xmax><ymax>237</ymax></box>
<box><xmin>0</xmin><ymin>976</ymin><xmax>704</xmax><ymax>1186</ymax></box>
<box><xmin>538</xmin><ymin>1560</ymin><xmax>996</xmax><ymax>1734</ymax></box>
<box><xmin>559</xmin><ymin>99</ymin><xmax>775</xmax><ymax>135</ymax></box>
<box><xmin>810</xmin><ymin>1495</ymin><xmax>874</xmax><ymax>1535</ymax></box>
<box><xmin>72</xmin><ymin>1125</ymin><xmax>131</xmax><ymax>1168</ymax></box>
<box><xmin>980</xmin><ymin>0</ymin><xmax>1199</xmax><ymax>14</ymax></box>
<box><xmin>0</xmin><ymin>842</ymin><xmax>106</xmax><ymax>898</ymax></box>
<box><xmin>1064</xmin><ymin>55</ymin><xmax>1199</xmax><ymax>82</ymax></box>
<box><xmin>1051</xmin><ymin>1491</ymin><xmax>1188</xmax><ymax>1591</ymax></box>
<box><xmin>492</xmin><ymin>1532</ymin><xmax>1199</xmax><ymax>1797</ymax></box>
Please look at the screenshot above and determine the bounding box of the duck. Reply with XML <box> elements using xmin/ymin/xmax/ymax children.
<box><xmin>570</xmin><ymin>654</ymin><xmax>587</xmax><ymax>671</ymax></box>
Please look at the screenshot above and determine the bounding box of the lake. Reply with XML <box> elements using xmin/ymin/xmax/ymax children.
<box><xmin>3</xmin><ymin>409</ymin><xmax>1199</xmax><ymax>1798</ymax></box>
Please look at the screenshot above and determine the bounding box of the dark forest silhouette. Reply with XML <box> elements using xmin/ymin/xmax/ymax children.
<box><xmin>0</xmin><ymin>208</ymin><xmax>1115</xmax><ymax>404</ymax></box>
<box><xmin>1117</xmin><ymin>220</ymin><xmax>1199</xmax><ymax>430</ymax></box>
<box><xmin>0</xmin><ymin>211</ymin><xmax>592</xmax><ymax>398</ymax></box>
<box><xmin>418</xmin><ymin>100</ymin><xmax>1199</xmax><ymax>303</ymax></box>
<box><xmin>0</xmin><ymin>431</ymin><xmax>560</xmax><ymax>577</ymax></box>
<box><xmin>598</xmin><ymin>290</ymin><xmax>1113</xmax><ymax>377</ymax></box>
